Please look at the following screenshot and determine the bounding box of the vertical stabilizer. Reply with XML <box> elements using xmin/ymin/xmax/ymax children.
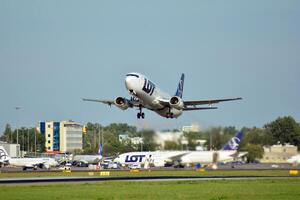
<box><xmin>222</xmin><ymin>131</ymin><xmax>243</xmax><ymax>150</ymax></box>
<box><xmin>0</xmin><ymin>146</ymin><xmax>10</xmax><ymax>162</ymax></box>
<box><xmin>175</xmin><ymin>73</ymin><xmax>185</xmax><ymax>98</ymax></box>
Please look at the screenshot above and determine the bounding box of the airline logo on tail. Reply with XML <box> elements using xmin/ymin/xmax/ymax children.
<box><xmin>222</xmin><ymin>131</ymin><xmax>243</xmax><ymax>151</ymax></box>
<box><xmin>0</xmin><ymin>146</ymin><xmax>10</xmax><ymax>162</ymax></box>
<box><xmin>175</xmin><ymin>73</ymin><xmax>184</xmax><ymax>98</ymax></box>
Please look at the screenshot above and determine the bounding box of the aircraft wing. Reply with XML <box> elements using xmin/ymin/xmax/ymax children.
<box><xmin>183</xmin><ymin>107</ymin><xmax>218</xmax><ymax>111</ymax></box>
<box><xmin>168</xmin><ymin>152</ymin><xmax>190</xmax><ymax>161</ymax></box>
<box><xmin>82</xmin><ymin>98</ymin><xmax>141</xmax><ymax>108</ymax></box>
<box><xmin>82</xmin><ymin>98</ymin><xmax>115</xmax><ymax>106</ymax></box>
<box><xmin>184</xmin><ymin>97</ymin><xmax>242</xmax><ymax>106</ymax></box>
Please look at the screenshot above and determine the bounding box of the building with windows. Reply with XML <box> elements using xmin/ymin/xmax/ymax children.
<box><xmin>40</xmin><ymin>121</ymin><xmax>83</xmax><ymax>153</ymax></box>
<box><xmin>182</xmin><ymin>123</ymin><xmax>201</xmax><ymax>132</ymax></box>
<box><xmin>260</xmin><ymin>144</ymin><xmax>298</xmax><ymax>163</ymax></box>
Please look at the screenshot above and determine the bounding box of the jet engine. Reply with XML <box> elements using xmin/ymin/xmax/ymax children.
<box><xmin>115</xmin><ymin>97</ymin><xmax>130</xmax><ymax>110</ymax></box>
<box><xmin>169</xmin><ymin>96</ymin><xmax>184</xmax><ymax>110</ymax></box>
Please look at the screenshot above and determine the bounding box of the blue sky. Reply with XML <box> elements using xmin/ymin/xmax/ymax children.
<box><xmin>0</xmin><ymin>0</ymin><xmax>299</xmax><ymax>132</ymax></box>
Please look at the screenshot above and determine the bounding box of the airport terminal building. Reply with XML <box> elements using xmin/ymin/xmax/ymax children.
<box><xmin>39</xmin><ymin>121</ymin><xmax>83</xmax><ymax>153</ymax></box>
<box><xmin>260</xmin><ymin>144</ymin><xmax>298</xmax><ymax>163</ymax></box>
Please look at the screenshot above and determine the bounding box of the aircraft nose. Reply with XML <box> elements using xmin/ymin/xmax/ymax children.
<box><xmin>125</xmin><ymin>76</ymin><xmax>136</xmax><ymax>92</ymax></box>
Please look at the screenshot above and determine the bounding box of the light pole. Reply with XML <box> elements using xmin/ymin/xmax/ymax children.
<box><xmin>27</xmin><ymin>128</ymin><xmax>30</xmax><ymax>153</ymax></box>
<box><xmin>101</xmin><ymin>126</ymin><xmax>104</xmax><ymax>156</ymax></box>
<box><xmin>15</xmin><ymin>107</ymin><xmax>21</xmax><ymax>157</ymax></box>
<box><xmin>34</xmin><ymin>127</ymin><xmax>37</xmax><ymax>157</ymax></box>
<box><xmin>140</xmin><ymin>132</ymin><xmax>143</xmax><ymax>152</ymax></box>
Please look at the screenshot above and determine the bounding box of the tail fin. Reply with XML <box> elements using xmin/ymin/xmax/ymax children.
<box><xmin>222</xmin><ymin>131</ymin><xmax>243</xmax><ymax>150</ymax></box>
<box><xmin>175</xmin><ymin>73</ymin><xmax>185</xmax><ymax>98</ymax></box>
<box><xmin>0</xmin><ymin>146</ymin><xmax>10</xmax><ymax>162</ymax></box>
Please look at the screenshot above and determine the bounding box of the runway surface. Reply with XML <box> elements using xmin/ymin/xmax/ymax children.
<box><xmin>1</xmin><ymin>175</ymin><xmax>299</xmax><ymax>185</ymax></box>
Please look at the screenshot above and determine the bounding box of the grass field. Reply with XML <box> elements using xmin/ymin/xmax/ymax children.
<box><xmin>0</xmin><ymin>169</ymin><xmax>297</xmax><ymax>178</ymax></box>
<box><xmin>1</xmin><ymin>179</ymin><xmax>300</xmax><ymax>200</ymax></box>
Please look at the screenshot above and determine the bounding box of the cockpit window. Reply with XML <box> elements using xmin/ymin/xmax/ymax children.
<box><xmin>126</xmin><ymin>74</ymin><xmax>139</xmax><ymax>78</ymax></box>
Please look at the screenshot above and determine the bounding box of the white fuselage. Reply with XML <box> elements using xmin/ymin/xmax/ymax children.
<box><xmin>73</xmin><ymin>155</ymin><xmax>102</xmax><ymax>164</ymax></box>
<box><xmin>180</xmin><ymin>150</ymin><xmax>237</xmax><ymax>165</ymax></box>
<box><xmin>9</xmin><ymin>157</ymin><xmax>58</xmax><ymax>169</ymax></box>
<box><xmin>114</xmin><ymin>151</ymin><xmax>188</xmax><ymax>167</ymax></box>
<box><xmin>115</xmin><ymin>150</ymin><xmax>240</xmax><ymax>167</ymax></box>
<box><xmin>125</xmin><ymin>73</ymin><xmax>183</xmax><ymax>118</ymax></box>
<box><xmin>287</xmin><ymin>155</ymin><xmax>300</xmax><ymax>164</ymax></box>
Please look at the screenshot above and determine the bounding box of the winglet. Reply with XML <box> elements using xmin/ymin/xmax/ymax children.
<box><xmin>175</xmin><ymin>73</ymin><xmax>185</xmax><ymax>98</ymax></box>
<box><xmin>222</xmin><ymin>131</ymin><xmax>243</xmax><ymax>150</ymax></box>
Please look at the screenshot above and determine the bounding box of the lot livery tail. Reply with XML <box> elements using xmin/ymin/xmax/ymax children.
<box><xmin>175</xmin><ymin>73</ymin><xmax>184</xmax><ymax>98</ymax></box>
<box><xmin>222</xmin><ymin>131</ymin><xmax>243</xmax><ymax>151</ymax></box>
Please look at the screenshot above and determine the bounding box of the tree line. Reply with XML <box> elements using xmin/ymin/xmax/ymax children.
<box><xmin>1</xmin><ymin>116</ymin><xmax>299</xmax><ymax>162</ymax></box>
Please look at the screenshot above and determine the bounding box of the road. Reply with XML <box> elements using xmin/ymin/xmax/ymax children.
<box><xmin>1</xmin><ymin>175</ymin><xmax>299</xmax><ymax>185</ymax></box>
<box><xmin>1</xmin><ymin>163</ymin><xmax>299</xmax><ymax>172</ymax></box>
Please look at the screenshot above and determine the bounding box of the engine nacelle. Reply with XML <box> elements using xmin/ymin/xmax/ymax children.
<box><xmin>169</xmin><ymin>96</ymin><xmax>184</xmax><ymax>110</ymax></box>
<box><xmin>115</xmin><ymin>97</ymin><xmax>130</xmax><ymax>110</ymax></box>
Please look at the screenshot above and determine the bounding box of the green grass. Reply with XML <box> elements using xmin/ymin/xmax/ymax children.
<box><xmin>0</xmin><ymin>169</ymin><xmax>296</xmax><ymax>178</ymax></box>
<box><xmin>1</xmin><ymin>179</ymin><xmax>300</xmax><ymax>200</ymax></box>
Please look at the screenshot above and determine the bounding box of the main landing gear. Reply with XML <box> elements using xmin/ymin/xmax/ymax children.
<box><xmin>166</xmin><ymin>112</ymin><xmax>174</xmax><ymax>118</ymax></box>
<box><xmin>166</xmin><ymin>108</ymin><xmax>174</xmax><ymax>119</ymax></box>
<box><xmin>137</xmin><ymin>106</ymin><xmax>145</xmax><ymax>119</ymax></box>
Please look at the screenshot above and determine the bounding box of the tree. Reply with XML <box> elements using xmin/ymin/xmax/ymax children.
<box><xmin>244</xmin><ymin>144</ymin><xmax>264</xmax><ymax>163</ymax></box>
<box><xmin>203</xmin><ymin>127</ymin><xmax>237</xmax><ymax>150</ymax></box>
<box><xmin>183</xmin><ymin>131</ymin><xmax>201</xmax><ymax>150</ymax></box>
<box><xmin>164</xmin><ymin>140</ymin><xmax>180</xmax><ymax>150</ymax></box>
<box><xmin>264</xmin><ymin>116</ymin><xmax>300</xmax><ymax>148</ymax></box>
<box><xmin>0</xmin><ymin>124</ymin><xmax>13</xmax><ymax>142</ymax></box>
<box><xmin>138</xmin><ymin>129</ymin><xmax>157</xmax><ymax>151</ymax></box>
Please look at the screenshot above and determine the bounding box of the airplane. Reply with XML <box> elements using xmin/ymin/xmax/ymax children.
<box><xmin>179</xmin><ymin>131</ymin><xmax>246</xmax><ymax>166</ymax></box>
<box><xmin>83</xmin><ymin>72</ymin><xmax>242</xmax><ymax>119</ymax></box>
<box><xmin>0</xmin><ymin>146</ymin><xmax>10</xmax><ymax>167</ymax></box>
<box><xmin>73</xmin><ymin>155</ymin><xmax>101</xmax><ymax>165</ymax></box>
<box><xmin>287</xmin><ymin>154</ymin><xmax>300</xmax><ymax>165</ymax></box>
<box><xmin>114</xmin><ymin>150</ymin><xmax>189</xmax><ymax>168</ymax></box>
<box><xmin>114</xmin><ymin>131</ymin><xmax>245</xmax><ymax>168</ymax></box>
<box><xmin>0</xmin><ymin>146</ymin><xmax>58</xmax><ymax>170</ymax></box>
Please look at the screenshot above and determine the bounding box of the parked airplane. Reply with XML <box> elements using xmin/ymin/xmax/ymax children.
<box><xmin>287</xmin><ymin>154</ymin><xmax>300</xmax><ymax>165</ymax></box>
<box><xmin>0</xmin><ymin>146</ymin><xmax>10</xmax><ymax>167</ymax></box>
<box><xmin>83</xmin><ymin>72</ymin><xmax>242</xmax><ymax>119</ymax></box>
<box><xmin>114</xmin><ymin>150</ymin><xmax>189</xmax><ymax>168</ymax></box>
<box><xmin>180</xmin><ymin>131</ymin><xmax>245</xmax><ymax>166</ymax></box>
<box><xmin>0</xmin><ymin>146</ymin><xmax>58</xmax><ymax>170</ymax></box>
<box><xmin>114</xmin><ymin>131</ymin><xmax>245</xmax><ymax>168</ymax></box>
<box><xmin>73</xmin><ymin>155</ymin><xmax>101</xmax><ymax>164</ymax></box>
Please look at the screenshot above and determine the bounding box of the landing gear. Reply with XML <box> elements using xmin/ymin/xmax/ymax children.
<box><xmin>166</xmin><ymin>108</ymin><xmax>174</xmax><ymax>119</ymax></box>
<box><xmin>166</xmin><ymin>113</ymin><xmax>174</xmax><ymax>118</ymax></box>
<box><xmin>137</xmin><ymin>106</ymin><xmax>145</xmax><ymax>119</ymax></box>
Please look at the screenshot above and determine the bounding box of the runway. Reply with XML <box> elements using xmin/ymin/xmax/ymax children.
<box><xmin>1</xmin><ymin>175</ymin><xmax>299</xmax><ymax>185</ymax></box>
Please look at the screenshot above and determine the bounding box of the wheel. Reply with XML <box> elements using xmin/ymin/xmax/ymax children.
<box><xmin>170</xmin><ymin>113</ymin><xmax>174</xmax><ymax>118</ymax></box>
<box><xmin>141</xmin><ymin>113</ymin><xmax>145</xmax><ymax>119</ymax></box>
<box><xmin>137</xmin><ymin>113</ymin><xmax>141</xmax><ymax>119</ymax></box>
